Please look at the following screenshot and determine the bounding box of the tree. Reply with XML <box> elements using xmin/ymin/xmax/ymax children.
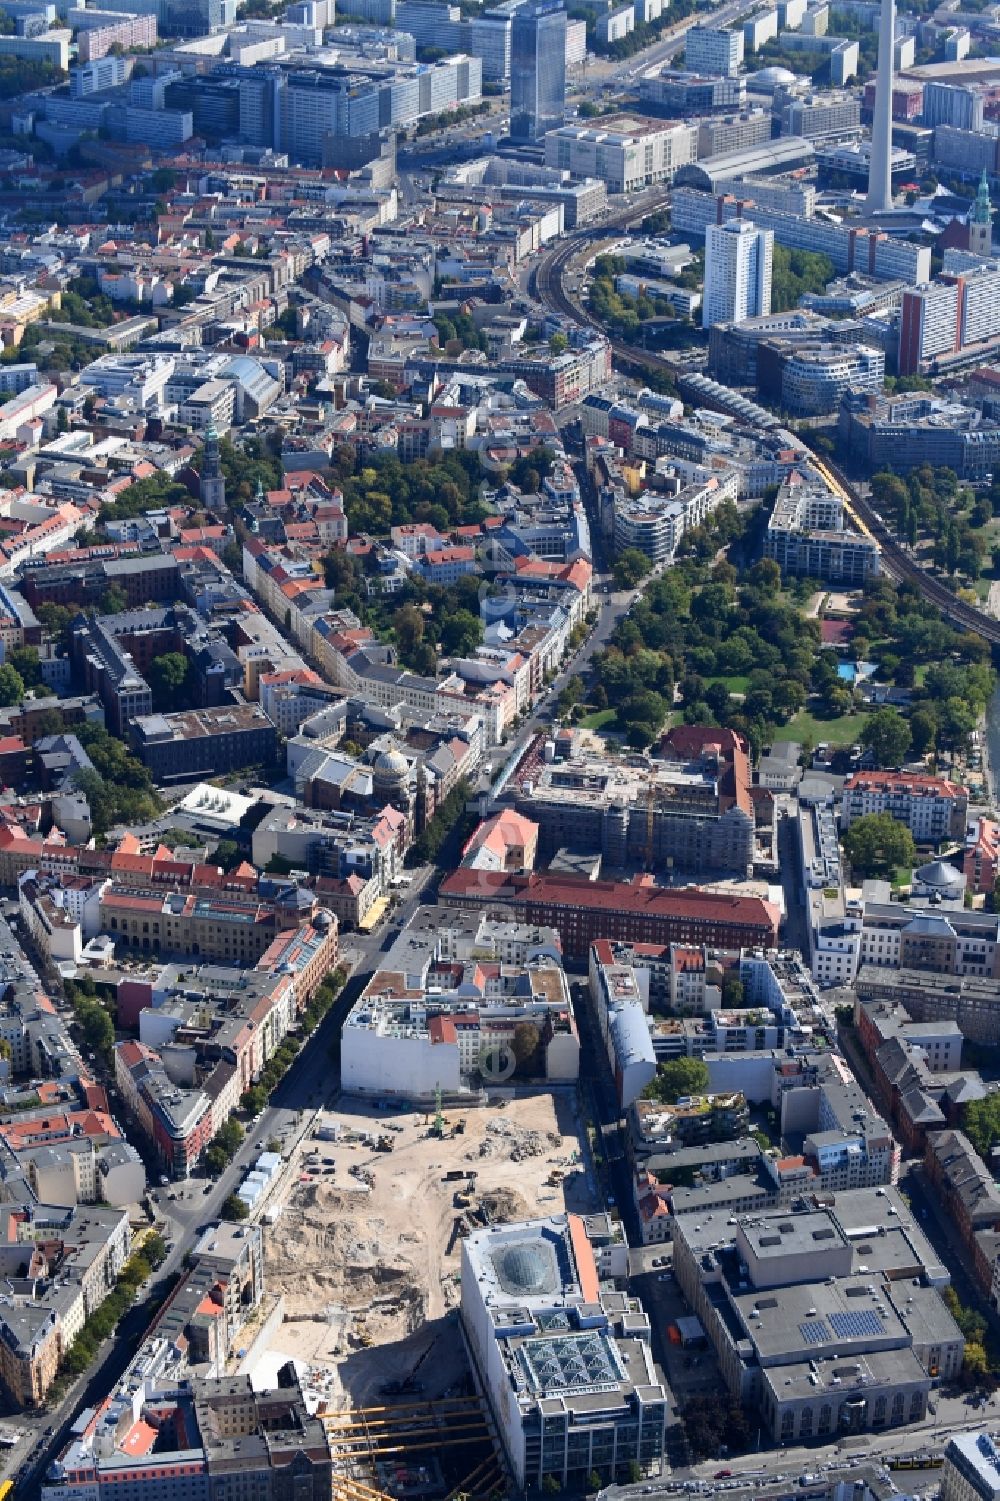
<box><xmin>222</xmin><ymin>1193</ymin><xmax>249</xmax><ymax>1221</ymax></box>
<box><xmin>8</xmin><ymin>645</ymin><xmax>41</xmax><ymax>690</ymax></box>
<box><xmin>241</xmin><ymin>1085</ymin><xmax>267</xmax><ymax>1115</ymax></box>
<box><xmin>549</xmin><ymin>332</ymin><xmax>568</xmax><ymax>355</ymax></box>
<box><xmin>149</xmin><ymin>652</ymin><xmax>192</xmax><ymax>712</ymax></box>
<box><xmin>214</xmin><ymin>839</ymin><xmax>243</xmax><ymax>872</ymax></box>
<box><xmin>909</xmin><ymin>707</ymin><xmax>937</xmax><ymax>757</ymax></box>
<box><xmin>721</xmin><ymin>976</ymin><xmax>744</xmax><ymax>1008</ymax></box>
<box><xmin>439</xmin><ymin>608</ymin><xmax>483</xmax><ymax>658</ymax></box>
<box><xmin>0</xmin><ymin>663</ymin><xmax>24</xmax><ymax>707</ymax></box>
<box><xmin>393</xmin><ymin>603</ymin><xmax>425</xmax><ymax>661</ymax></box>
<box><xmin>964</xmin><ymin>1342</ymin><xmax>990</xmax><ymax>1383</ymax></box>
<box><xmin>511</xmin><ymin>1021</ymin><xmax>541</xmax><ymax>1076</ymax></box>
<box><xmin>964</xmin><ymin>1094</ymin><xmax>1000</xmax><ymax>1160</ymax></box>
<box><xmin>99</xmin><ymin>584</ymin><xmax>127</xmax><ymax>615</ymax></box>
<box><xmin>842</xmin><ymin>812</ymin><xmax>916</xmax><ymax>879</ymax></box>
<box><xmin>860</xmin><ymin>708</ymin><xmax>912</xmax><ymax>768</ymax></box>
<box><xmin>612</xmin><ymin>549</ymin><xmax>652</xmax><ymax>589</ymax></box>
<box><xmin>645</xmin><ymin>1056</ymin><xmax>710</xmax><ymax>1104</ymax></box>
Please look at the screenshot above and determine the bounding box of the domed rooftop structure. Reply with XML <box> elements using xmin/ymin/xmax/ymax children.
<box><xmin>912</xmin><ymin>858</ymin><xmax>966</xmax><ymax>902</ymax></box>
<box><xmin>313</xmin><ymin>908</ymin><xmax>335</xmax><ymax>930</ymax></box>
<box><xmin>373</xmin><ymin>744</ymin><xmax>408</xmax><ymax>781</ymax></box>
<box><xmin>747</xmin><ymin>64</ymin><xmax>797</xmax><ymax>88</ymax></box>
<box><xmin>495</xmin><ymin>1238</ymin><xmax>559</xmax><ymax>1297</ymax></box>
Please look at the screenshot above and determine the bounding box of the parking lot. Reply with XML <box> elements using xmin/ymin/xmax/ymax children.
<box><xmin>630</xmin><ymin>1254</ymin><xmax>725</xmax><ymax>1407</ymax></box>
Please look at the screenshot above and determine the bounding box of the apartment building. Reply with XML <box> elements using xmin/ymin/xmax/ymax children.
<box><xmin>764</xmin><ymin>472</ymin><xmax>881</xmax><ymax>583</ymax></box>
<box><xmin>841</xmin><ymin>769</ymin><xmax>968</xmax><ymax>842</ymax></box>
<box><xmin>613</xmin><ymin>470</ymin><xmax>739</xmax><ymax>564</ymax></box>
<box><xmin>965</xmin><ymin>817</ymin><xmax>1000</xmax><ymax>896</ymax></box>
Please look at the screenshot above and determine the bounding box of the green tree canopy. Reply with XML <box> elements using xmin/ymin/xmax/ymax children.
<box><xmin>149</xmin><ymin>652</ymin><xmax>193</xmax><ymax>713</ymax></box>
<box><xmin>963</xmin><ymin>1094</ymin><xmax>1000</xmax><ymax>1160</ymax></box>
<box><xmin>644</xmin><ymin>1056</ymin><xmax>710</xmax><ymax>1104</ymax></box>
<box><xmin>612</xmin><ymin>549</ymin><xmax>652</xmax><ymax>589</ymax></box>
<box><xmin>860</xmin><ymin>708</ymin><xmax>912</xmax><ymax>768</ymax></box>
<box><xmin>842</xmin><ymin>812</ymin><xmax>916</xmax><ymax>879</ymax></box>
<box><xmin>0</xmin><ymin>663</ymin><xmax>23</xmax><ymax>707</ymax></box>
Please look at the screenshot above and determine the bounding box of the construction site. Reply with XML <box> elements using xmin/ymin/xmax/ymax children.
<box><xmin>255</xmin><ymin>1089</ymin><xmax>597</xmax><ymax>1501</ymax></box>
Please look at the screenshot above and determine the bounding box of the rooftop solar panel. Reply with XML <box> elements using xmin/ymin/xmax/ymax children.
<box><xmin>798</xmin><ymin>1318</ymin><xmax>831</xmax><ymax>1346</ymax></box>
<box><xmin>829</xmin><ymin>1309</ymin><xmax>883</xmax><ymax>1339</ymax></box>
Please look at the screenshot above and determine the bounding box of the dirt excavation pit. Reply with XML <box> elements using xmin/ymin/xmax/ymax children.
<box><xmin>260</xmin><ymin>1090</ymin><xmax>597</xmax><ymax>1399</ymax></box>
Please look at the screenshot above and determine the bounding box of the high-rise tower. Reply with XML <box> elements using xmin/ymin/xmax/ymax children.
<box><xmin>200</xmin><ymin>420</ymin><xmax>226</xmax><ymax>513</ymax></box>
<box><xmin>970</xmin><ymin>168</ymin><xmax>994</xmax><ymax>259</ymax></box>
<box><xmin>702</xmin><ymin>219</ymin><xmax>774</xmax><ymax>329</ymax></box>
<box><xmin>510</xmin><ymin>0</ymin><xmax>566</xmax><ymax>144</ymax></box>
<box><xmin>865</xmin><ymin>0</ymin><xmax>895</xmax><ymax>215</ymax></box>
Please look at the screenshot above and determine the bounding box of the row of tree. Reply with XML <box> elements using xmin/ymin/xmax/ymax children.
<box><xmin>56</xmin><ymin>1234</ymin><xmax>167</xmax><ymax>1385</ymax></box>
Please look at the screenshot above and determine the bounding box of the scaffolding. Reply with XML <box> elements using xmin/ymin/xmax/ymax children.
<box><xmin>323</xmin><ymin>1395</ymin><xmax>505</xmax><ymax>1499</ymax></box>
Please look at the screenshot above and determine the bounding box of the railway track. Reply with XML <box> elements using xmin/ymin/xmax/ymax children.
<box><xmin>534</xmin><ymin>217</ymin><xmax>1000</xmax><ymax>650</ymax></box>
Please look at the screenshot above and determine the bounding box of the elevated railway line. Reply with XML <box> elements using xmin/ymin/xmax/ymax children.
<box><xmin>534</xmin><ymin>217</ymin><xmax>1000</xmax><ymax>649</ymax></box>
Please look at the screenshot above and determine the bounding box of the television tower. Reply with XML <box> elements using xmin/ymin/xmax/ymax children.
<box><xmin>865</xmin><ymin>0</ymin><xmax>895</xmax><ymax>215</ymax></box>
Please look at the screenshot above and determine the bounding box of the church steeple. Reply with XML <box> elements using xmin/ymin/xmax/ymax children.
<box><xmin>970</xmin><ymin>169</ymin><xmax>994</xmax><ymax>258</ymax></box>
<box><xmin>199</xmin><ymin>419</ymin><xmax>226</xmax><ymax>514</ymax></box>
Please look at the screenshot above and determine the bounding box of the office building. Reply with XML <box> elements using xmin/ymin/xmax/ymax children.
<box><xmin>341</xmin><ymin>906</ymin><xmax>577</xmax><ymax>1097</ymax></box>
<box><xmin>44</xmin><ymin>1368</ymin><xmax>333</xmax><ymax>1500</ymax></box>
<box><xmin>776</xmin><ymin>86</ymin><xmax>861</xmax><ymax>141</ymax></box>
<box><xmin>510</xmin><ymin>0</ymin><xmax>566</xmax><ymax>142</ymax></box>
<box><xmin>640</xmin><ymin>68</ymin><xmax>746</xmax><ymax>113</ymax></box>
<box><xmin>685</xmin><ymin>24</ymin><xmax>744</xmax><ymax>77</ymax></box>
<box><xmin>865</xmin><ymin>0</ymin><xmax>895</xmax><ymax>211</ymax></box>
<box><xmin>69</xmin><ymin>54</ymin><xmax>128</xmax><ymax>93</ymax></box>
<box><xmin>839</xmin><ymin>390</ymin><xmax>1000</xmax><ymax>478</ymax></box>
<box><xmin>130</xmin><ymin>704</ymin><xmax>278</xmax><ymax>783</ymax></box>
<box><xmin>461</xmin><ymin>1214</ymin><xmax>668</xmax><ymax>1488</ymax></box>
<box><xmin>512</xmin><ymin>723</ymin><xmax>755</xmax><ymax>878</ymax></box>
<box><xmin>923</xmin><ymin>79</ymin><xmax>984</xmax><ymax>131</ymax></box>
<box><xmin>757</xmin><ymin>338</ymin><xmax>885</xmax><ymax>414</ymax></box>
<box><xmin>545</xmin><ymin>117</ymin><xmax>695</xmax><ymax>191</ymax></box>
<box><xmin>671</xmin><ymin>1194</ymin><xmax>959</xmax><ymax>1444</ymax></box>
<box><xmin>439</xmin><ymin>867</ymin><xmax>780</xmax><ymax>959</ymax></box>
<box><xmin>703</xmin><ymin>218</ymin><xmax>773</xmax><ymax>328</ymax></box>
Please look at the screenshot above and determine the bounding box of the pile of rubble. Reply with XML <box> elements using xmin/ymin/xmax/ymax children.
<box><xmin>475</xmin><ymin>1119</ymin><xmax>561</xmax><ymax>1162</ymax></box>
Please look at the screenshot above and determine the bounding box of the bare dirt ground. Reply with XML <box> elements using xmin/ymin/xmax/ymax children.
<box><xmin>258</xmin><ymin>1090</ymin><xmax>596</xmax><ymax>1406</ymax></box>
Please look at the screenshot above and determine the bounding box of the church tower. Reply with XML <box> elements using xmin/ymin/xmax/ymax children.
<box><xmin>199</xmin><ymin>421</ymin><xmax>226</xmax><ymax>513</ymax></box>
<box><xmin>970</xmin><ymin>169</ymin><xmax>994</xmax><ymax>259</ymax></box>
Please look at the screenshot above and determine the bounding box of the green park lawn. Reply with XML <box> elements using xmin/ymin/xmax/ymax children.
<box><xmin>771</xmin><ymin>708</ymin><xmax>873</xmax><ymax>746</ymax></box>
<box><xmin>578</xmin><ymin>708</ymin><xmax>619</xmax><ymax>731</ymax></box>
